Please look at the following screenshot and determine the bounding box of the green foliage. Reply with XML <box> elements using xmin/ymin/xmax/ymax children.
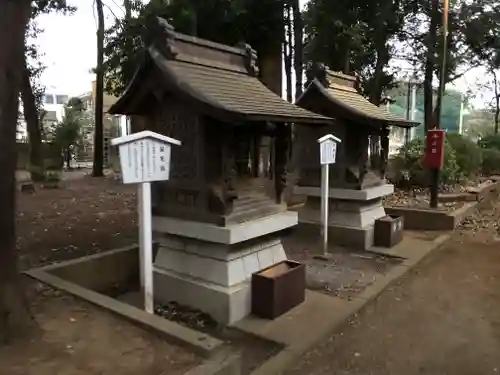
<box><xmin>462</xmin><ymin>109</ymin><xmax>495</xmax><ymax>141</ymax></box>
<box><xmin>103</xmin><ymin>0</ymin><xmax>285</xmax><ymax>97</ymax></box>
<box><xmin>390</xmin><ymin>137</ymin><xmax>459</xmax><ymax>188</ymax></box>
<box><xmin>44</xmin><ymin>170</ymin><xmax>61</xmax><ymax>183</ymax></box>
<box><xmin>27</xmin><ymin>1</ymin><xmax>76</xmax><ymax>112</ymax></box>
<box><xmin>481</xmin><ymin>148</ymin><xmax>500</xmax><ymax>176</ymax></box>
<box><xmin>446</xmin><ymin>133</ymin><xmax>482</xmax><ymax>178</ymax></box>
<box><xmin>46</xmin><ymin>99</ymin><xmax>90</xmax><ymax>152</ymax></box>
<box><xmin>474</xmin><ymin>134</ymin><xmax>500</xmax><ymax>176</ymax></box>
<box><xmin>302</xmin><ymin>0</ymin><xmax>401</xmax><ymax>99</ymax></box>
<box><xmin>478</xmin><ymin>134</ymin><xmax>500</xmax><ymax>150</ymax></box>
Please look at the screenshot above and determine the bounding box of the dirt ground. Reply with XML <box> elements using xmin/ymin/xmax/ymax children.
<box><xmin>286</xmin><ymin>201</ymin><xmax>500</xmax><ymax>375</ymax></box>
<box><xmin>17</xmin><ymin>174</ymin><xmax>138</xmax><ymax>269</ymax></box>
<box><xmin>0</xmin><ymin>280</ymin><xmax>200</xmax><ymax>375</ymax></box>
<box><xmin>3</xmin><ymin>175</ymin><xmax>203</xmax><ymax>375</ymax></box>
<box><xmin>284</xmin><ymin>231</ymin><xmax>402</xmax><ymax>300</ymax></box>
<box><xmin>11</xmin><ymin>174</ymin><xmax>500</xmax><ymax>375</ymax></box>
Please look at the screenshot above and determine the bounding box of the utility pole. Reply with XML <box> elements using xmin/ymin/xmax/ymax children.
<box><xmin>429</xmin><ymin>0</ymin><xmax>449</xmax><ymax>208</ymax></box>
<box><xmin>410</xmin><ymin>83</ymin><xmax>417</xmax><ymax>133</ymax></box>
<box><xmin>405</xmin><ymin>81</ymin><xmax>411</xmax><ymax>144</ymax></box>
<box><xmin>458</xmin><ymin>92</ymin><xmax>464</xmax><ymax>134</ymax></box>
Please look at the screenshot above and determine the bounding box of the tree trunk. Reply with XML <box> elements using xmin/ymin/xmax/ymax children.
<box><xmin>20</xmin><ymin>55</ymin><xmax>44</xmax><ymax>182</ymax></box>
<box><xmin>424</xmin><ymin>0</ymin><xmax>439</xmax><ymax>131</ymax></box>
<box><xmin>284</xmin><ymin>5</ymin><xmax>293</xmax><ymax>102</ymax></box>
<box><xmin>433</xmin><ymin>0</ymin><xmax>449</xmax><ymax>130</ymax></box>
<box><xmin>494</xmin><ymin>71</ymin><xmax>499</xmax><ymax>134</ymax></box>
<box><xmin>0</xmin><ymin>0</ymin><xmax>35</xmax><ymax>343</ymax></box>
<box><xmin>64</xmin><ymin>148</ymin><xmax>72</xmax><ymax>169</ymax></box>
<box><xmin>291</xmin><ymin>0</ymin><xmax>303</xmax><ymax>100</ymax></box>
<box><xmin>92</xmin><ymin>0</ymin><xmax>105</xmax><ymax>177</ymax></box>
<box><xmin>495</xmin><ymin>97</ymin><xmax>499</xmax><ymax>135</ymax></box>
<box><xmin>368</xmin><ymin>0</ymin><xmax>392</xmax><ymax>106</ymax></box>
<box><xmin>123</xmin><ymin>0</ymin><xmax>131</xmax><ymax>19</ymax></box>
<box><xmin>369</xmin><ymin>43</ymin><xmax>389</xmax><ymax>106</ymax></box>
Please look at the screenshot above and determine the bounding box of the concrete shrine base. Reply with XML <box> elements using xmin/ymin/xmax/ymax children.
<box><xmin>152</xmin><ymin>211</ymin><xmax>297</xmax><ymax>325</ymax></box>
<box><xmin>295</xmin><ymin>184</ymin><xmax>394</xmax><ymax>250</ymax></box>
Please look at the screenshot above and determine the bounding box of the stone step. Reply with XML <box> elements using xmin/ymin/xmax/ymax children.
<box><xmin>233</xmin><ymin>195</ymin><xmax>271</xmax><ymax>211</ymax></box>
<box><xmin>228</xmin><ymin>204</ymin><xmax>284</xmax><ymax>224</ymax></box>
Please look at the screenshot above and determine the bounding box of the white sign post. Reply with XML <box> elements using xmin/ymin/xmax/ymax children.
<box><xmin>111</xmin><ymin>130</ymin><xmax>181</xmax><ymax>314</ymax></box>
<box><xmin>318</xmin><ymin>134</ymin><xmax>341</xmax><ymax>256</ymax></box>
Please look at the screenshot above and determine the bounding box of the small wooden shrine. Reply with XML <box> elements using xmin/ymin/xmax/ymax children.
<box><xmin>110</xmin><ymin>17</ymin><xmax>331</xmax><ymax>227</ymax></box>
<box><xmin>294</xmin><ymin>64</ymin><xmax>418</xmax><ymax>190</ymax></box>
<box><xmin>109</xmin><ymin>17</ymin><xmax>332</xmax><ymax>324</ymax></box>
<box><xmin>293</xmin><ymin>64</ymin><xmax>419</xmax><ymax>250</ymax></box>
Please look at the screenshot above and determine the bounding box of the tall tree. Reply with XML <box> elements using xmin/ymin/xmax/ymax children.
<box><xmin>284</xmin><ymin>3</ymin><xmax>293</xmax><ymax>102</ymax></box>
<box><xmin>400</xmin><ymin>0</ymin><xmax>496</xmax><ymax>130</ymax></box>
<box><xmin>93</xmin><ymin>0</ymin><xmax>105</xmax><ymax>177</ymax></box>
<box><xmin>0</xmin><ymin>0</ymin><xmax>34</xmax><ymax>342</ymax></box>
<box><xmin>291</xmin><ymin>0</ymin><xmax>303</xmax><ymax>100</ymax></box>
<box><xmin>23</xmin><ymin>1</ymin><xmax>76</xmax><ymax>181</ymax></box>
<box><xmin>303</xmin><ymin>0</ymin><xmax>403</xmax><ymax>103</ymax></box>
<box><xmin>463</xmin><ymin>0</ymin><xmax>500</xmax><ymax>133</ymax></box>
<box><xmin>103</xmin><ymin>0</ymin><xmax>286</xmax><ymax>97</ymax></box>
<box><xmin>491</xmin><ymin>71</ymin><xmax>499</xmax><ymax>134</ymax></box>
<box><xmin>49</xmin><ymin>99</ymin><xmax>87</xmax><ymax>169</ymax></box>
<box><xmin>21</xmin><ymin>50</ymin><xmax>44</xmax><ymax>181</ymax></box>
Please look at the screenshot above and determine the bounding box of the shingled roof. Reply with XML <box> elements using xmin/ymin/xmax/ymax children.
<box><xmin>296</xmin><ymin>66</ymin><xmax>419</xmax><ymax>128</ymax></box>
<box><xmin>109</xmin><ymin>17</ymin><xmax>332</xmax><ymax>125</ymax></box>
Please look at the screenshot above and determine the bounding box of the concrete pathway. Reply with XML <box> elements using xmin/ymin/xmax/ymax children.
<box><xmin>285</xmin><ymin>205</ymin><xmax>500</xmax><ymax>375</ymax></box>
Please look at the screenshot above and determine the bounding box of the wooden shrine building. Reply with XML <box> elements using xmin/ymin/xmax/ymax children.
<box><xmin>108</xmin><ymin>17</ymin><xmax>333</xmax><ymax>324</ymax></box>
<box><xmin>109</xmin><ymin>17</ymin><xmax>332</xmax><ymax>227</ymax></box>
<box><xmin>294</xmin><ymin>64</ymin><xmax>419</xmax><ymax>190</ymax></box>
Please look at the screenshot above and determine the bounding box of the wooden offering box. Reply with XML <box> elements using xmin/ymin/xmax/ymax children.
<box><xmin>251</xmin><ymin>260</ymin><xmax>306</xmax><ymax>320</ymax></box>
<box><xmin>374</xmin><ymin>215</ymin><xmax>404</xmax><ymax>248</ymax></box>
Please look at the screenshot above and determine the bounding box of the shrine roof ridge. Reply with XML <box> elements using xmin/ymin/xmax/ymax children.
<box><xmin>326</xmin><ymin>70</ymin><xmax>357</xmax><ymax>83</ymax></box>
<box><xmin>298</xmin><ymin>64</ymin><xmax>420</xmax><ymax>128</ymax></box>
<box><xmin>145</xmin><ymin>16</ymin><xmax>258</xmax><ymax>76</ymax></box>
<box><xmin>111</xmin><ymin>130</ymin><xmax>182</xmax><ymax>147</ymax></box>
<box><xmin>109</xmin><ymin>18</ymin><xmax>333</xmax><ymax>124</ymax></box>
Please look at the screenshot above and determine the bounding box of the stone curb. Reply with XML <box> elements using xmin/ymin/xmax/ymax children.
<box><xmin>385</xmin><ymin>201</ymin><xmax>477</xmax><ymax>231</ymax></box>
<box><xmin>246</xmin><ymin>232</ymin><xmax>451</xmax><ymax>375</ymax></box>
<box><xmin>24</xmin><ymin>268</ymin><xmax>224</xmax><ymax>359</ymax></box>
<box><xmin>183</xmin><ymin>349</ymin><xmax>241</xmax><ymax>375</ymax></box>
<box><xmin>385</xmin><ymin>180</ymin><xmax>500</xmax><ymax>231</ymax></box>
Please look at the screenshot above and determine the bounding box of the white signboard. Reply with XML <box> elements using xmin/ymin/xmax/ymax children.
<box><xmin>318</xmin><ymin>133</ymin><xmax>341</xmax><ymax>165</ymax></box>
<box><xmin>317</xmin><ymin>133</ymin><xmax>342</xmax><ymax>255</ymax></box>
<box><xmin>112</xmin><ymin>130</ymin><xmax>181</xmax><ymax>185</ymax></box>
<box><xmin>111</xmin><ymin>131</ymin><xmax>181</xmax><ymax>314</ymax></box>
<box><xmin>320</xmin><ymin>140</ymin><xmax>337</xmax><ymax>165</ymax></box>
<box><xmin>119</xmin><ymin>139</ymin><xmax>172</xmax><ymax>184</ymax></box>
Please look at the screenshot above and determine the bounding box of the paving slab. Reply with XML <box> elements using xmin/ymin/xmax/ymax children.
<box><xmin>234</xmin><ymin>290</ymin><xmax>357</xmax><ymax>347</ymax></box>
<box><xmin>239</xmin><ymin>230</ymin><xmax>450</xmax><ymax>375</ymax></box>
<box><xmin>367</xmin><ymin>232</ymin><xmax>449</xmax><ymax>261</ymax></box>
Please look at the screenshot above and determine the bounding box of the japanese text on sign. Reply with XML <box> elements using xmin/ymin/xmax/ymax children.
<box><xmin>424</xmin><ymin>129</ymin><xmax>445</xmax><ymax>170</ymax></box>
<box><xmin>121</xmin><ymin>139</ymin><xmax>172</xmax><ymax>184</ymax></box>
<box><xmin>320</xmin><ymin>140</ymin><xmax>337</xmax><ymax>165</ymax></box>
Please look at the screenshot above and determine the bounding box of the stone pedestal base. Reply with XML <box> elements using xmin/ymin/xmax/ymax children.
<box><xmin>295</xmin><ymin>184</ymin><xmax>394</xmax><ymax>250</ymax></box>
<box><xmin>152</xmin><ymin>212</ymin><xmax>297</xmax><ymax>325</ymax></box>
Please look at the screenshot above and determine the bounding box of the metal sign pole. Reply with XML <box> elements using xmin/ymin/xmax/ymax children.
<box><xmin>321</xmin><ymin>162</ymin><xmax>329</xmax><ymax>256</ymax></box>
<box><xmin>140</xmin><ymin>181</ymin><xmax>153</xmax><ymax>314</ymax></box>
<box><xmin>111</xmin><ymin>130</ymin><xmax>181</xmax><ymax>314</ymax></box>
<box><xmin>318</xmin><ymin>133</ymin><xmax>341</xmax><ymax>257</ymax></box>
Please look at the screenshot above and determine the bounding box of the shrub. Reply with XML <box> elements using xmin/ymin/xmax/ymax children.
<box><xmin>44</xmin><ymin>170</ymin><xmax>61</xmax><ymax>183</ymax></box>
<box><xmin>388</xmin><ymin>137</ymin><xmax>459</xmax><ymax>188</ymax></box>
<box><xmin>481</xmin><ymin>148</ymin><xmax>500</xmax><ymax>176</ymax></box>
<box><xmin>446</xmin><ymin>133</ymin><xmax>482</xmax><ymax>178</ymax></box>
<box><xmin>479</xmin><ymin>134</ymin><xmax>500</xmax><ymax>150</ymax></box>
